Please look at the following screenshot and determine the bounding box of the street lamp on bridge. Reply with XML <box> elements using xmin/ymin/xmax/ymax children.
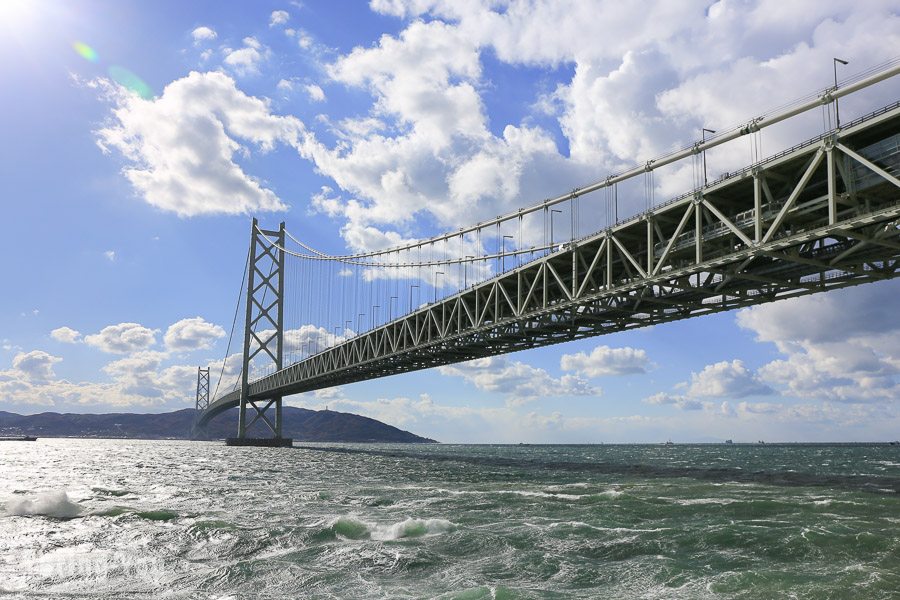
<box><xmin>834</xmin><ymin>57</ymin><xmax>849</xmax><ymax>129</ymax></box>
<box><xmin>434</xmin><ymin>271</ymin><xmax>444</xmax><ymax>302</ymax></box>
<box><xmin>409</xmin><ymin>285</ymin><xmax>419</xmax><ymax>311</ymax></box>
<box><xmin>550</xmin><ymin>209</ymin><xmax>562</xmax><ymax>246</ymax></box>
<box><xmin>389</xmin><ymin>296</ymin><xmax>398</xmax><ymax>321</ymax></box>
<box><xmin>502</xmin><ymin>235</ymin><xmax>513</xmax><ymax>272</ymax></box>
<box><xmin>702</xmin><ymin>128</ymin><xmax>716</xmax><ymax>186</ymax></box>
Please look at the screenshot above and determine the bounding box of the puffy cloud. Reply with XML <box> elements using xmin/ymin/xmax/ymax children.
<box><xmin>223</xmin><ymin>37</ymin><xmax>268</xmax><ymax>76</ymax></box>
<box><xmin>83</xmin><ymin>323</ymin><xmax>158</xmax><ymax>354</ymax></box>
<box><xmin>687</xmin><ymin>359</ymin><xmax>773</xmax><ymax>399</ymax></box>
<box><xmin>737</xmin><ymin>280</ymin><xmax>900</xmax><ymax>402</ymax></box>
<box><xmin>50</xmin><ymin>327</ymin><xmax>81</xmax><ymax>343</ymax></box>
<box><xmin>102</xmin><ymin>351</ymin><xmax>198</xmax><ymax>400</ymax></box>
<box><xmin>299</xmin><ymin>17</ymin><xmax>592</xmax><ymax>252</ymax></box>
<box><xmin>438</xmin><ymin>355</ymin><xmax>598</xmax><ymax>406</ymax></box>
<box><xmin>736</xmin><ymin>281</ymin><xmax>900</xmax><ymax>345</ymax></box>
<box><xmin>0</xmin><ymin>341</ymin><xmax>227</xmax><ymax>409</ymax></box>
<box><xmin>642</xmin><ymin>392</ymin><xmax>702</xmax><ymax>411</ymax></box>
<box><xmin>190</xmin><ymin>26</ymin><xmax>217</xmax><ymax>44</ymax></box>
<box><xmin>164</xmin><ymin>317</ymin><xmax>226</xmax><ymax>351</ymax></box>
<box><xmin>12</xmin><ymin>351</ymin><xmax>62</xmax><ymax>383</ymax></box>
<box><xmin>94</xmin><ymin>70</ymin><xmax>305</xmax><ymax>217</ymax></box>
<box><xmin>0</xmin><ymin>379</ymin><xmax>57</xmax><ymax>406</ymax></box>
<box><xmin>642</xmin><ymin>358</ymin><xmax>772</xmax><ymax>412</ymax></box>
<box><xmin>308</xmin><ymin>1</ymin><xmax>900</xmax><ymax>252</ymax></box>
<box><xmin>560</xmin><ymin>344</ymin><xmax>650</xmax><ymax>377</ymax></box>
<box><xmin>305</xmin><ymin>83</ymin><xmax>326</xmax><ymax>102</ymax></box>
<box><xmin>269</xmin><ymin>10</ymin><xmax>290</xmax><ymax>27</ymax></box>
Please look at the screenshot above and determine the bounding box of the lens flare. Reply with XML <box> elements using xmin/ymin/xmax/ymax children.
<box><xmin>107</xmin><ymin>65</ymin><xmax>153</xmax><ymax>100</ymax></box>
<box><xmin>73</xmin><ymin>41</ymin><xmax>98</xmax><ymax>62</ymax></box>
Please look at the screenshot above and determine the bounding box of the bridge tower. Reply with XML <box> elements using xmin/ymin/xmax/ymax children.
<box><xmin>190</xmin><ymin>366</ymin><xmax>211</xmax><ymax>440</ymax></box>
<box><xmin>195</xmin><ymin>367</ymin><xmax>210</xmax><ymax>411</ymax></box>
<box><xmin>227</xmin><ymin>218</ymin><xmax>292</xmax><ymax>447</ymax></box>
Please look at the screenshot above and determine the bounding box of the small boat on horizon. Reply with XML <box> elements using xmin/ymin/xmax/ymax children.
<box><xmin>0</xmin><ymin>435</ymin><xmax>37</xmax><ymax>442</ymax></box>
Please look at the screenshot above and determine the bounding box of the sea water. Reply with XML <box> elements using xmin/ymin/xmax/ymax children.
<box><xmin>1</xmin><ymin>439</ymin><xmax>898</xmax><ymax>598</ymax></box>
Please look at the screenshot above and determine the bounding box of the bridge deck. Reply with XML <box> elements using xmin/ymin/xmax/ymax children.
<box><xmin>198</xmin><ymin>102</ymin><xmax>900</xmax><ymax>427</ymax></box>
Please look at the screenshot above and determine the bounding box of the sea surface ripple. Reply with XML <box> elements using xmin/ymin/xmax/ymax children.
<box><xmin>2</xmin><ymin>439</ymin><xmax>898</xmax><ymax>599</ymax></box>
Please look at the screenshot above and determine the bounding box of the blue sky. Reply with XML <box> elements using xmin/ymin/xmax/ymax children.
<box><xmin>2</xmin><ymin>0</ymin><xmax>900</xmax><ymax>443</ymax></box>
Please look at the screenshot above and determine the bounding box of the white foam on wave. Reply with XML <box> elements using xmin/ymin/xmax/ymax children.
<box><xmin>674</xmin><ymin>497</ymin><xmax>736</xmax><ymax>506</ymax></box>
<box><xmin>329</xmin><ymin>514</ymin><xmax>456</xmax><ymax>541</ymax></box>
<box><xmin>372</xmin><ymin>517</ymin><xmax>456</xmax><ymax>541</ymax></box>
<box><xmin>429</xmin><ymin>486</ymin><xmax>623</xmax><ymax>501</ymax></box>
<box><xmin>548</xmin><ymin>520</ymin><xmax>670</xmax><ymax>534</ymax></box>
<box><xmin>5</xmin><ymin>490</ymin><xmax>83</xmax><ymax>518</ymax></box>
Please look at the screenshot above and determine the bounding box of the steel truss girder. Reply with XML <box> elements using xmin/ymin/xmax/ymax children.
<box><xmin>198</xmin><ymin>102</ymin><xmax>900</xmax><ymax>426</ymax></box>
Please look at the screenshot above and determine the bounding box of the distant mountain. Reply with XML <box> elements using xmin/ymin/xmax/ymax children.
<box><xmin>0</xmin><ymin>407</ymin><xmax>437</xmax><ymax>443</ymax></box>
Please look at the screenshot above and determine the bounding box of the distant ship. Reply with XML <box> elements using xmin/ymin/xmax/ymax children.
<box><xmin>0</xmin><ymin>435</ymin><xmax>37</xmax><ymax>442</ymax></box>
<box><xmin>725</xmin><ymin>439</ymin><xmax>733</xmax><ymax>444</ymax></box>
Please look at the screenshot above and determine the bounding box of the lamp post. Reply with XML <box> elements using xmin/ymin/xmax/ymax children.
<box><xmin>409</xmin><ymin>285</ymin><xmax>419</xmax><ymax>311</ymax></box>
<box><xmin>389</xmin><ymin>296</ymin><xmax>398</xmax><ymax>321</ymax></box>
<box><xmin>358</xmin><ymin>313</ymin><xmax>365</xmax><ymax>334</ymax></box>
<box><xmin>345</xmin><ymin>320</ymin><xmax>352</xmax><ymax>337</ymax></box>
<box><xmin>551</xmin><ymin>209</ymin><xmax>562</xmax><ymax>247</ymax></box>
<box><xmin>702</xmin><ymin>128</ymin><xmax>716</xmax><ymax>186</ymax></box>
<box><xmin>371</xmin><ymin>305</ymin><xmax>380</xmax><ymax>329</ymax></box>
<box><xmin>834</xmin><ymin>57</ymin><xmax>848</xmax><ymax>129</ymax></box>
<box><xmin>502</xmin><ymin>235</ymin><xmax>513</xmax><ymax>272</ymax></box>
<box><xmin>434</xmin><ymin>271</ymin><xmax>444</xmax><ymax>303</ymax></box>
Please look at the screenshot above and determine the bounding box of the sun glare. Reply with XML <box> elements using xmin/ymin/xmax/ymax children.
<box><xmin>0</xmin><ymin>0</ymin><xmax>37</xmax><ymax>28</ymax></box>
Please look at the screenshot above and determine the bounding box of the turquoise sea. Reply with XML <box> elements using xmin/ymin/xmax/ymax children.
<box><xmin>2</xmin><ymin>439</ymin><xmax>898</xmax><ymax>598</ymax></box>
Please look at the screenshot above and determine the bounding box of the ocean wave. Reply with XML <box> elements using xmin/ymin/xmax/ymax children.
<box><xmin>327</xmin><ymin>515</ymin><xmax>456</xmax><ymax>541</ymax></box>
<box><xmin>4</xmin><ymin>490</ymin><xmax>83</xmax><ymax>518</ymax></box>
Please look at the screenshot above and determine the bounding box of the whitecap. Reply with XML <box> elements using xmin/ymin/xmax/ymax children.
<box><xmin>5</xmin><ymin>490</ymin><xmax>83</xmax><ymax>518</ymax></box>
<box><xmin>371</xmin><ymin>517</ymin><xmax>456</xmax><ymax>541</ymax></box>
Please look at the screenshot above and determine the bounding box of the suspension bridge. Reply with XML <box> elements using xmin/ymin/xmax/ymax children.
<box><xmin>193</xmin><ymin>63</ymin><xmax>900</xmax><ymax>446</ymax></box>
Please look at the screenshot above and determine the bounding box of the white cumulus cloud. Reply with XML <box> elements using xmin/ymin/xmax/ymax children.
<box><xmin>687</xmin><ymin>359</ymin><xmax>773</xmax><ymax>399</ymax></box>
<box><xmin>94</xmin><ymin>70</ymin><xmax>306</xmax><ymax>217</ymax></box>
<box><xmin>164</xmin><ymin>317</ymin><xmax>226</xmax><ymax>352</ymax></box>
<box><xmin>560</xmin><ymin>345</ymin><xmax>651</xmax><ymax>377</ymax></box>
<box><xmin>12</xmin><ymin>351</ymin><xmax>62</xmax><ymax>383</ymax></box>
<box><xmin>50</xmin><ymin>327</ymin><xmax>81</xmax><ymax>343</ymax></box>
<box><xmin>270</xmin><ymin>10</ymin><xmax>290</xmax><ymax>27</ymax></box>
<box><xmin>191</xmin><ymin>26</ymin><xmax>217</xmax><ymax>44</ymax></box>
<box><xmin>439</xmin><ymin>355</ymin><xmax>598</xmax><ymax>406</ymax></box>
<box><xmin>223</xmin><ymin>37</ymin><xmax>268</xmax><ymax>76</ymax></box>
<box><xmin>737</xmin><ymin>279</ymin><xmax>900</xmax><ymax>402</ymax></box>
<box><xmin>83</xmin><ymin>323</ymin><xmax>159</xmax><ymax>354</ymax></box>
<box><xmin>305</xmin><ymin>83</ymin><xmax>325</xmax><ymax>102</ymax></box>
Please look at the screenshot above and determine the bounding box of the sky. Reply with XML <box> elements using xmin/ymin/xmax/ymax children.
<box><xmin>2</xmin><ymin>0</ymin><xmax>900</xmax><ymax>443</ymax></box>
